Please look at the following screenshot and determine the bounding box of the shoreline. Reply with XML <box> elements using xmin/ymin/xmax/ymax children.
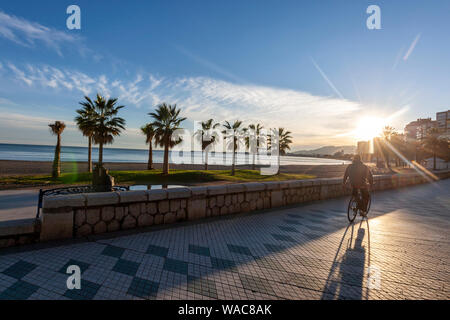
<box><xmin>0</xmin><ymin>159</ymin><xmax>351</xmax><ymax>178</ymax></box>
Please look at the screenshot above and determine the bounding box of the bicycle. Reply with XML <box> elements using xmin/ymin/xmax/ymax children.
<box><xmin>347</xmin><ymin>187</ymin><xmax>372</xmax><ymax>223</ymax></box>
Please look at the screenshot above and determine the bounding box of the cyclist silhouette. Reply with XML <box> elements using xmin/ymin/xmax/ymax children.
<box><xmin>343</xmin><ymin>155</ymin><xmax>373</xmax><ymax>215</ymax></box>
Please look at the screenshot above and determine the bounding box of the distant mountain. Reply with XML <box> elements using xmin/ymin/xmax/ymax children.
<box><xmin>290</xmin><ymin>145</ymin><xmax>356</xmax><ymax>156</ymax></box>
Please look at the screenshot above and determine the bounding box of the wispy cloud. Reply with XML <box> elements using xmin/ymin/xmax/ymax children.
<box><xmin>0</xmin><ymin>10</ymin><xmax>79</xmax><ymax>56</ymax></box>
<box><xmin>0</xmin><ymin>110</ymin><xmax>75</xmax><ymax>130</ymax></box>
<box><xmin>403</xmin><ymin>33</ymin><xmax>421</xmax><ymax>61</ymax></box>
<box><xmin>2</xmin><ymin>62</ymin><xmax>366</xmax><ymax>147</ymax></box>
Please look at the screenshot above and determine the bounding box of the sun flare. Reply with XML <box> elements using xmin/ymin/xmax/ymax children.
<box><xmin>354</xmin><ymin>117</ymin><xmax>385</xmax><ymax>141</ymax></box>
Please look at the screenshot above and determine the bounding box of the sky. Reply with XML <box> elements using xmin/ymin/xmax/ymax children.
<box><xmin>0</xmin><ymin>0</ymin><xmax>449</xmax><ymax>151</ymax></box>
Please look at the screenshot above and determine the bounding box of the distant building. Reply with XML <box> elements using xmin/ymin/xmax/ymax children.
<box><xmin>356</xmin><ymin>140</ymin><xmax>371</xmax><ymax>161</ymax></box>
<box><xmin>404</xmin><ymin>118</ymin><xmax>437</xmax><ymax>141</ymax></box>
<box><xmin>436</xmin><ymin>110</ymin><xmax>450</xmax><ymax>138</ymax></box>
<box><xmin>424</xmin><ymin>157</ymin><xmax>449</xmax><ymax>170</ymax></box>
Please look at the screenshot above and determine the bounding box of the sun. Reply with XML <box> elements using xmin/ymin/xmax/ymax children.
<box><xmin>354</xmin><ymin>117</ymin><xmax>385</xmax><ymax>141</ymax></box>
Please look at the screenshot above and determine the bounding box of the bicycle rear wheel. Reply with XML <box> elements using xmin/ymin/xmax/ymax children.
<box><xmin>366</xmin><ymin>193</ymin><xmax>372</xmax><ymax>215</ymax></box>
<box><xmin>347</xmin><ymin>197</ymin><xmax>358</xmax><ymax>222</ymax></box>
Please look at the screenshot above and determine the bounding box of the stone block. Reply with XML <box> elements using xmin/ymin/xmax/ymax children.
<box><xmin>118</xmin><ymin>190</ymin><xmax>148</xmax><ymax>203</ymax></box>
<box><xmin>244</xmin><ymin>182</ymin><xmax>266</xmax><ymax>192</ymax></box>
<box><xmin>207</xmin><ymin>185</ymin><xmax>227</xmax><ymax>196</ymax></box>
<box><xmin>101</xmin><ymin>206</ymin><xmax>115</xmax><ymax>222</ymax></box>
<box><xmin>154</xmin><ymin>214</ymin><xmax>164</xmax><ymax>225</ymax></box>
<box><xmin>147</xmin><ymin>202</ymin><xmax>157</xmax><ymax>214</ymax></box>
<box><xmin>74</xmin><ymin>209</ymin><xmax>86</xmax><ymax>227</ymax></box>
<box><xmin>208</xmin><ymin>197</ymin><xmax>216</xmax><ymax>208</ymax></box>
<box><xmin>263</xmin><ymin>181</ymin><xmax>280</xmax><ymax>190</ymax></box>
<box><xmin>147</xmin><ymin>189</ymin><xmax>168</xmax><ymax>201</ymax></box>
<box><xmin>164</xmin><ymin>212</ymin><xmax>176</xmax><ymax>224</ymax></box>
<box><xmin>138</xmin><ymin>214</ymin><xmax>153</xmax><ymax>227</ymax></box>
<box><xmin>190</xmin><ymin>186</ymin><xmax>208</xmax><ymax>196</ymax></box>
<box><xmin>86</xmin><ymin>208</ymin><xmax>101</xmax><ymax>225</ymax></box>
<box><xmin>176</xmin><ymin>208</ymin><xmax>186</xmax><ymax>221</ymax></box>
<box><xmin>76</xmin><ymin>224</ymin><xmax>92</xmax><ymax>237</ymax></box>
<box><xmin>43</xmin><ymin>194</ymin><xmax>86</xmax><ymax>209</ymax></box>
<box><xmin>225</xmin><ymin>184</ymin><xmax>245</xmax><ymax>194</ymax></box>
<box><xmin>40</xmin><ymin>211</ymin><xmax>73</xmax><ymax>241</ymax></box>
<box><xmin>129</xmin><ymin>203</ymin><xmax>141</xmax><ymax>218</ymax></box>
<box><xmin>170</xmin><ymin>199</ymin><xmax>181</xmax><ymax>212</ymax></box>
<box><xmin>93</xmin><ymin>221</ymin><xmax>107</xmax><ymax>234</ymax></box>
<box><xmin>115</xmin><ymin>206</ymin><xmax>126</xmax><ymax>221</ymax></box>
<box><xmin>167</xmin><ymin>187</ymin><xmax>191</xmax><ymax>199</ymax></box>
<box><xmin>107</xmin><ymin>220</ymin><xmax>120</xmax><ymax>232</ymax></box>
<box><xmin>271</xmin><ymin>190</ymin><xmax>283</xmax><ymax>207</ymax></box>
<box><xmin>122</xmin><ymin>215</ymin><xmax>136</xmax><ymax>229</ymax></box>
<box><xmin>187</xmin><ymin>199</ymin><xmax>206</xmax><ymax>220</ymax></box>
<box><xmin>86</xmin><ymin>192</ymin><xmax>119</xmax><ymax>206</ymax></box>
<box><xmin>158</xmin><ymin>200</ymin><xmax>170</xmax><ymax>213</ymax></box>
<box><xmin>0</xmin><ymin>219</ymin><xmax>36</xmax><ymax>237</ymax></box>
<box><xmin>216</xmin><ymin>195</ymin><xmax>225</xmax><ymax>206</ymax></box>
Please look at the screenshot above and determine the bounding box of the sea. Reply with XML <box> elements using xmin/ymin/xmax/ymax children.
<box><xmin>0</xmin><ymin>143</ymin><xmax>349</xmax><ymax>166</ymax></box>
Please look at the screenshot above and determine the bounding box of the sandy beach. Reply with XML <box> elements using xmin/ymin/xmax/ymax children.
<box><xmin>0</xmin><ymin>160</ymin><xmax>352</xmax><ymax>178</ymax></box>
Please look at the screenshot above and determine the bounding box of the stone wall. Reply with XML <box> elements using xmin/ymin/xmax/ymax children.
<box><xmin>0</xmin><ymin>219</ymin><xmax>40</xmax><ymax>248</ymax></box>
<box><xmin>35</xmin><ymin>171</ymin><xmax>450</xmax><ymax>242</ymax></box>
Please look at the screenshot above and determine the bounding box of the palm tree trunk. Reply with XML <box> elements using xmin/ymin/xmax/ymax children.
<box><xmin>231</xmin><ymin>137</ymin><xmax>236</xmax><ymax>176</ymax></box>
<box><xmin>52</xmin><ymin>134</ymin><xmax>61</xmax><ymax>178</ymax></box>
<box><xmin>231</xmin><ymin>150</ymin><xmax>236</xmax><ymax>176</ymax></box>
<box><xmin>99</xmin><ymin>143</ymin><xmax>104</xmax><ymax>166</ymax></box>
<box><xmin>277</xmin><ymin>153</ymin><xmax>281</xmax><ymax>175</ymax></box>
<box><xmin>88</xmin><ymin>136</ymin><xmax>92</xmax><ymax>173</ymax></box>
<box><xmin>252</xmin><ymin>153</ymin><xmax>255</xmax><ymax>170</ymax></box>
<box><xmin>433</xmin><ymin>150</ymin><xmax>436</xmax><ymax>170</ymax></box>
<box><xmin>163</xmin><ymin>138</ymin><xmax>169</xmax><ymax>174</ymax></box>
<box><xmin>205</xmin><ymin>150</ymin><xmax>209</xmax><ymax>171</ymax></box>
<box><xmin>148</xmin><ymin>142</ymin><xmax>153</xmax><ymax>170</ymax></box>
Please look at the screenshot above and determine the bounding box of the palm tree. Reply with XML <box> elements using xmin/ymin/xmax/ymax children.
<box><xmin>268</xmin><ymin>128</ymin><xmax>292</xmax><ymax>174</ymax></box>
<box><xmin>80</xmin><ymin>94</ymin><xmax>126</xmax><ymax>166</ymax></box>
<box><xmin>141</xmin><ymin>123</ymin><xmax>156</xmax><ymax>170</ymax></box>
<box><xmin>245</xmin><ymin>123</ymin><xmax>264</xmax><ymax>170</ymax></box>
<box><xmin>381</xmin><ymin>126</ymin><xmax>396</xmax><ymax>168</ymax></box>
<box><xmin>222</xmin><ymin>120</ymin><xmax>243</xmax><ymax>176</ymax></box>
<box><xmin>149</xmin><ymin>103</ymin><xmax>186</xmax><ymax>175</ymax></box>
<box><xmin>48</xmin><ymin>121</ymin><xmax>66</xmax><ymax>178</ymax></box>
<box><xmin>195</xmin><ymin>119</ymin><xmax>220</xmax><ymax>170</ymax></box>
<box><xmin>422</xmin><ymin>127</ymin><xmax>440</xmax><ymax>170</ymax></box>
<box><xmin>75</xmin><ymin>101</ymin><xmax>96</xmax><ymax>172</ymax></box>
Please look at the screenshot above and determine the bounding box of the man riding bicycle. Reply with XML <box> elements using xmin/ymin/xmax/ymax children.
<box><xmin>343</xmin><ymin>155</ymin><xmax>373</xmax><ymax>215</ymax></box>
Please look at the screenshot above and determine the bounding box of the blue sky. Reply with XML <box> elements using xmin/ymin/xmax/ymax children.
<box><xmin>0</xmin><ymin>0</ymin><xmax>449</xmax><ymax>150</ymax></box>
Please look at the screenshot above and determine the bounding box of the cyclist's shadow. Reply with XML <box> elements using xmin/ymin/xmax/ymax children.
<box><xmin>321</xmin><ymin>218</ymin><xmax>370</xmax><ymax>300</ymax></box>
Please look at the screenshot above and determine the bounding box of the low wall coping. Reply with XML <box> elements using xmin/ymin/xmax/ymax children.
<box><xmin>86</xmin><ymin>192</ymin><xmax>119</xmax><ymax>206</ymax></box>
<box><xmin>207</xmin><ymin>185</ymin><xmax>228</xmax><ymax>195</ymax></box>
<box><xmin>147</xmin><ymin>189</ymin><xmax>168</xmax><ymax>201</ymax></box>
<box><xmin>244</xmin><ymin>182</ymin><xmax>266</xmax><ymax>192</ymax></box>
<box><xmin>43</xmin><ymin>193</ymin><xmax>87</xmax><ymax>209</ymax></box>
<box><xmin>0</xmin><ymin>218</ymin><xmax>37</xmax><ymax>237</ymax></box>
<box><xmin>167</xmin><ymin>187</ymin><xmax>192</xmax><ymax>199</ymax></box>
<box><xmin>117</xmin><ymin>190</ymin><xmax>148</xmax><ymax>203</ymax></box>
<box><xmin>41</xmin><ymin>172</ymin><xmax>436</xmax><ymax>212</ymax></box>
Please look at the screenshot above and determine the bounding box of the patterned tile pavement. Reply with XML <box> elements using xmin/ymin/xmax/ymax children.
<box><xmin>0</xmin><ymin>179</ymin><xmax>449</xmax><ymax>300</ymax></box>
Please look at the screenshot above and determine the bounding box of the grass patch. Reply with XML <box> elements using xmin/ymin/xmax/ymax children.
<box><xmin>0</xmin><ymin>169</ymin><xmax>315</xmax><ymax>189</ymax></box>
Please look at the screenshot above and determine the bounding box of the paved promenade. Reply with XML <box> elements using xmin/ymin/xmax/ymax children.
<box><xmin>0</xmin><ymin>179</ymin><xmax>449</xmax><ymax>300</ymax></box>
<box><xmin>0</xmin><ymin>189</ymin><xmax>38</xmax><ymax>222</ymax></box>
